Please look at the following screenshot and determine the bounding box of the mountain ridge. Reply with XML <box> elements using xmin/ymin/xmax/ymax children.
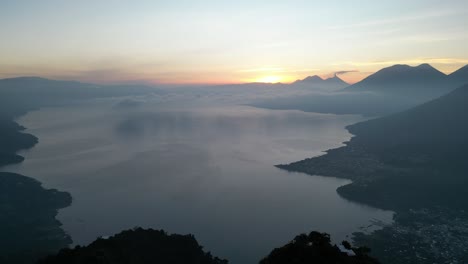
<box><xmin>293</xmin><ymin>74</ymin><xmax>348</xmax><ymax>89</ymax></box>
<box><xmin>345</xmin><ymin>63</ymin><xmax>448</xmax><ymax>96</ymax></box>
<box><xmin>448</xmin><ymin>64</ymin><xmax>468</xmax><ymax>87</ymax></box>
<box><xmin>275</xmin><ymin>83</ymin><xmax>468</xmax><ymax>263</ymax></box>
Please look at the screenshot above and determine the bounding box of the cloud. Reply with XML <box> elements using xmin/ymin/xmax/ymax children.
<box><xmin>334</xmin><ymin>70</ymin><xmax>358</xmax><ymax>76</ymax></box>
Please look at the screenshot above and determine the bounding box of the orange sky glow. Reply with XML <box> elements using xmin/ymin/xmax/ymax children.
<box><xmin>1</xmin><ymin>1</ymin><xmax>467</xmax><ymax>85</ymax></box>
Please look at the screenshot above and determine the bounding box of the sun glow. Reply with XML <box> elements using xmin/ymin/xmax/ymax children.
<box><xmin>255</xmin><ymin>75</ymin><xmax>283</xmax><ymax>83</ymax></box>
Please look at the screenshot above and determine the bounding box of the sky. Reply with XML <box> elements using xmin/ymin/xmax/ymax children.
<box><xmin>1</xmin><ymin>0</ymin><xmax>468</xmax><ymax>84</ymax></box>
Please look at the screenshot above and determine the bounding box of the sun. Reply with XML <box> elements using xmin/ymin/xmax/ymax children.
<box><xmin>255</xmin><ymin>75</ymin><xmax>282</xmax><ymax>83</ymax></box>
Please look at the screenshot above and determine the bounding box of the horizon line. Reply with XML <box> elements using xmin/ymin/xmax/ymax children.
<box><xmin>0</xmin><ymin>62</ymin><xmax>466</xmax><ymax>87</ymax></box>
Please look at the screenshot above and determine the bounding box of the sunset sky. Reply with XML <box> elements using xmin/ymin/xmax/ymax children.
<box><xmin>1</xmin><ymin>0</ymin><xmax>468</xmax><ymax>84</ymax></box>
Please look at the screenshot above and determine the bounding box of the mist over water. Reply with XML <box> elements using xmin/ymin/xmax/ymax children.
<box><xmin>4</xmin><ymin>90</ymin><xmax>393</xmax><ymax>264</ymax></box>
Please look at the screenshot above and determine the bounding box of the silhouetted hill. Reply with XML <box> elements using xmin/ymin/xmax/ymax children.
<box><xmin>294</xmin><ymin>75</ymin><xmax>348</xmax><ymax>90</ymax></box>
<box><xmin>345</xmin><ymin>64</ymin><xmax>448</xmax><ymax>100</ymax></box>
<box><xmin>39</xmin><ymin>228</ymin><xmax>228</xmax><ymax>264</ymax></box>
<box><xmin>276</xmin><ymin>84</ymin><xmax>468</xmax><ymax>263</ymax></box>
<box><xmin>278</xmin><ymin>84</ymin><xmax>468</xmax><ymax>210</ymax></box>
<box><xmin>254</xmin><ymin>64</ymin><xmax>462</xmax><ymax>116</ymax></box>
<box><xmin>448</xmin><ymin>64</ymin><xmax>468</xmax><ymax>87</ymax></box>
<box><xmin>40</xmin><ymin>229</ymin><xmax>381</xmax><ymax>264</ymax></box>
<box><xmin>260</xmin><ymin>231</ymin><xmax>380</xmax><ymax>264</ymax></box>
<box><xmin>325</xmin><ymin>75</ymin><xmax>349</xmax><ymax>88</ymax></box>
<box><xmin>0</xmin><ymin>172</ymin><xmax>72</xmax><ymax>264</ymax></box>
<box><xmin>303</xmin><ymin>75</ymin><xmax>321</xmax><ymax>82</ymax></box>
<box><xmin>348</xmin><ymin>83</ymin><xmax>468</xmax><ymax>150</ymax></box>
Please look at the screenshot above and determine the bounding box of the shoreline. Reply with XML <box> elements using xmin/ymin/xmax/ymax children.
<box><xmin>275</xmin><ymin>120</ymin><xmax>468</xmax><ymax>263</ymax></box>
<box><xmin>0</xmin><ymin>116</ymin><xmax>73</xmax><ymax>263</ymax></box>
<box><xmin>9</xmin><ymin>105</ymin><xmax>392</xmax><ymax>264</ymax></box>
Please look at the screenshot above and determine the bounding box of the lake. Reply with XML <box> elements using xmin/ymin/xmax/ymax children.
<box><xmin>4</xmin><ymin>97</ymin><xmax>393</xmax><ymax>264</ymax></box>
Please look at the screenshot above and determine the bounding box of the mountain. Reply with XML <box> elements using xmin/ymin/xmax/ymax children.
<box><xmin>324</xmin><ymin>75</ymin><xmax>349</xmax><ymax>87</ymax></box>
<box><xmin>345</xmin><ymin>64</ymin><xmax>449</xmax><ymax>100</ymax></box>
<box><xmin>348</xmin><ymin>83</ymin><xmax>468</xmax><ymax>150</ymax></box>
<box><xmin>293</xmin><ymin>75</ymin><xmax>348</xmax><ymax>90</ymax></box>
<box><xmin>296</xmin><ymin>75</ymin><xmax>324</xmax><ymax>84</ymax></box>
<box><xmin>278</xmin><ymin>83</ymin><xmax>468</xmax><ymax>209</ymax></box>
<box><xmin>448</xmin><ymin>64</ymin><xmax>468</xmax><ymax>87</ymax></box>
<box><xmin>276</xmin><ymin>84</ymin><xmax>468</xmax><ymax>263</ymax></box>
<box><xmin>254</xmin><ymin>64</ymin><xmax>460</xmax><ymax>117</ymax></box>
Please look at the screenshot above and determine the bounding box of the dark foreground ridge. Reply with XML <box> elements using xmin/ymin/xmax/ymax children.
<box><xmin>276</xmin><ymin>84</ymin><xmax>468</xmax><ymax>263</ymax></box>
<box><xmin>40</xmin><ymin>229</ymin><xmax>379</xmax><ymax>264</ymax></box>
<box><xmin>260</xmin><ymin>231</ymin><xmax>380</xmax><ymax>264</ymax></box>
<box><xmin>39</xmin><ymin>228</ymin><xmax>228</xmax><ymax>264</ymax></box>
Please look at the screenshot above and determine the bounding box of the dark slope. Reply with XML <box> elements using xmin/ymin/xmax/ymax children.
<box><xmin>278</xmin><ymin>84</ymin><xmax>468</xmax><ymax>210</ymax></box>
<box><xmin>40</xmin><ymin>229</ymin><xmax>380</xmax><ymax>264</ymax></box>
<box><xmin>0</xmin><ymin>120</ymin><xmax>37</xmax><ymax>166</ymax></box>
<box><xmin>340</xmin><ymin>85</ymin><xmax>468</xmax><ymax>209</ymax></box>
<box><xmin>276</xmin><ymin>84</ymin><xmax>468</xmax><ymax>263</ymax></box>
<box><xmin>348</xmin><ymin>83</ymin><xmax>468</xmax><ymax>149</ymax></box>
<box><xmin>0</xmin><ymin>172</ymin><xmax>72</xmax><ymax>264</ymax></box>
<box><xmin>39</xmin><ymin>228</ymin><xmax>227</xmax><ymax>264</ymax></box>
<box><xmin>260</xmin><ymin>232</ymin><xmax>379</xmax><ymax>264</ymax></box>
<box><xmin>0</xmin><ymin>109</ymin><xmax>69</xmax><ymax>264</ymax></box>
<box><xmin>448</xmin><ymin>64</ymin><xmax>468</xmax><ymax>87</ymax></box>
<box><xmin>345</xmin><ymin>64</ymin><xmax>449</xmax><ymax>99</ymax></box>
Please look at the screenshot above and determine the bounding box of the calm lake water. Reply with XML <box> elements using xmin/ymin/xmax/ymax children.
<box><xmin>5</xmin><ymin>98</ymin><xmax>393</xmax><ymax>264</ymax></box>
